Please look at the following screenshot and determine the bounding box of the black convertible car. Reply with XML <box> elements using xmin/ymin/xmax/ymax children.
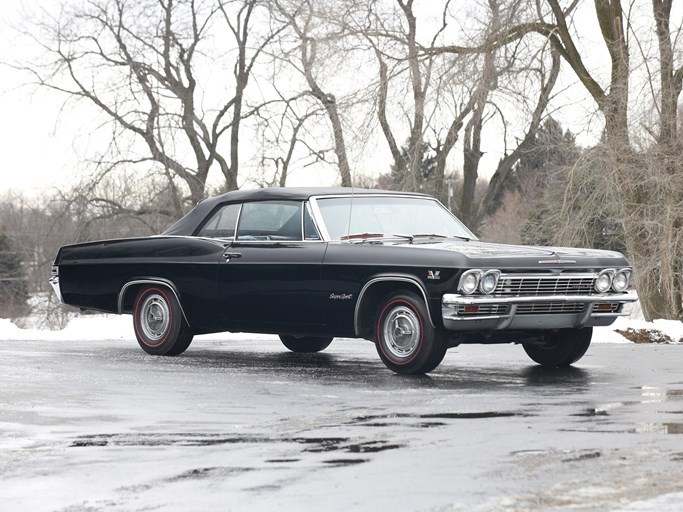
<box><xmin>50</xmin><ymin>187</ymin><xmax>636</xmax><ymax>374</ymax></box>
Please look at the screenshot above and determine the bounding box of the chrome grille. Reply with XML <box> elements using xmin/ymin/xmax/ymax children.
<box><xmin>495</xmin><ymin>274</ymin><xmax>595</xmax><ymax>297</ymax></box>
<box><xmin>516</xmin><ymin>303</ymin><xmax>586</xmax><ymax>315</ymax></box>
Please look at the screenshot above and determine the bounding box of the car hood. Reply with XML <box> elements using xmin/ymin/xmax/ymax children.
<box><xmin>387</xmin><ymin>239</ymin><xmax>628</xmax><ymax>268</ymax></box>
<box><xmin>431</xmin><ymin>240</ymin><xmax>615</xmax><ymax>259</ymax></box>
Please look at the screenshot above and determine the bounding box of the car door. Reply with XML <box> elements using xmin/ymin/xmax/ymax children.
<box><xmin>217</xmin><ymin>200</ymin><xmax>328</xmax><ymax>334</ymax></box>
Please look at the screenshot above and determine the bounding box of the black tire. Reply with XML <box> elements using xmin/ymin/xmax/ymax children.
<box><xmin>522</xmin><ymin>328</ymin><xmax>592</xmax><ymax>367</ymax></box>
<box><xmin>279</xmin><ymin>335</ymin><xmax>333</xmax><ymax>353</ymax></box>
<box><xmin>133</xmin><ymin>286</ymin><xmax>194</xmax><ymax>356</ymax></box>
<box><xmin>375</xmin><ymin>291</ymin><xmax>448</xmax><ymax>375</ymax></box>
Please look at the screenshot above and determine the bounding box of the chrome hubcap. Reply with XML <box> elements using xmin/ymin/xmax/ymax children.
<box><xmin>383</xmin><ymin>305</ymin><xmax>421</xmax><ymax>359</ymax></box>
<box><xmin>140</xmin><ymin>294</ymin><xmax>170</xmax><ymax>341</ymax></box>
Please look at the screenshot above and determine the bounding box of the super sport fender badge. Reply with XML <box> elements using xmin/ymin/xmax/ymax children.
<box><xmin>329</xmin><ymin>293</ymin><xmax>353</xmax><ymax>300</ymax></box>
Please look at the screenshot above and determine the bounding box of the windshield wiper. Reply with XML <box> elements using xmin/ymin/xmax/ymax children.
<box><xmin>415</xmin><ymin>233</ymin><xmax>472</xmax><ymax>242</ymax></box>
<box><xmin>391</xmin><ymin>233</ymin><xmax>470</xmax><ymax>243</ymax></box>
<box><xmin>340</xmin><ymin>232</ymin><xmax>384</xmax><ymax>241</ymax></box>
<box><xmin>411</xmin><ymin>233</ymin><xmax>448</xmax><ymax>239</ymax></box>
<box><xmin>390</xmin><ymin>234</ymin><xmax>414</xmax><ymax>241</ymax></box>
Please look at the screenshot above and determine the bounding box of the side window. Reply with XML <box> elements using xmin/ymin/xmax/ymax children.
<box><xmin>236</xmin><ymin>201</ymin><xmax>303</xmax><ymax>241</ymax></box>
<box><xmin>304</xmin><ymin>203</ymin><xmax>321</xmax><ymax>240</ymax></box>
<box><xmin>197</xmin><ymin>203</ymin><xmax>241</xmax><ymax>238</ymax></box>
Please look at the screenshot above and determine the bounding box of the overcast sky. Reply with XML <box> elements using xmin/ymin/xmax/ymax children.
<box><xmin>0</xmin><ymin>0</ymin><xmax>96</xmax><ymax>198</ymax></box>
<box><xmin>0</xmin><ymin>0</ymin><xmax>647</xmax><ymax>200</ymax></box>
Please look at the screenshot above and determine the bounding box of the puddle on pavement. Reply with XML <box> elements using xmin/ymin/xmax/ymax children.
<box><xmin>169</xmin><ymin>467</ymin><xmax>252</xmax><ymax>481</ymax></box>
<box><xmin>570</xmin><ymin>387</ymin><xmax>683</xmax><ymax>434</ymax></box>
<box><xmin>561</xmin><ymin>450</ymin><xmax>601</xmax><ymax>463</ymax></box>
<box><xmin>422</xmin><ymin>412</ymin><xmax>520</xmax><ymax>419</ymax></box>
<box><xmin>292</xmin><ymin>437</ymin><xmax>348</xmax><ymax>453</ymax></box>
<box><xmin>348</xmin><ymin>411</ymin><xmax>525</xmax><ymax>428</ymax></box>
<box><xmin>573</xmin><ymin>408</ymin><xmax>610</xmax><ymax>417</ymax></box>
<box><xmin>511</xmin><ymin>448</ymin><xmax>603</xmax><ymax>462</ymax></box>
<box><xmin>637</xmin><ymin>422</ymin><xmax>683</xmax><ymax>434</ymax></box>
<box><xmin>346</xmin><ymin>441</ymin><xmax>403</xmax><ymax>453</ymax></box>
<box><xmin>296</xmin><ymin>437</ymin><xmax>404</xmax><ymax>454</ymax></box>
<box><xmin>572</xmin><ymin>401</ymin><xmax>641</xmax><ymax>417</ymax></box>
<box><xmin>70</xmin><ymin>433</ymin><xmax>403</xmax><ymax>468</ymax></box>
<box><xmin>323</xmin><ymin>458</ymin><xmax>368</xmax><ymax>466</ymax></box>
<box><xmin>631</xmin><ymin>386</ymin><xmax>683</xmax><ymax>402</ymax></box>
<box><xmin>70</xmin><ymin>433</ymin><xmax>263</xmax><ymax>448</ymax></box>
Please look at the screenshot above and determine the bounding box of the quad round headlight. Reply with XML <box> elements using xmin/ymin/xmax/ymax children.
<box><xmin>594</xmin><ymin>269</ymin><xmax>614</xmax><ymax>293</ymax></box>
<box><xmin>612</xmin><ymin>269</ymin><xmax>631</xmax><ymax>292</ymax></box>
<box><xmin>480</xmin><ymin>270</ymin><xmax>500</xmax><ymax>295</ymax></box>
<box><xmin>458</xmin><ymin>270</ymin><xmax>481</xmax><ymax>295</ymax></box>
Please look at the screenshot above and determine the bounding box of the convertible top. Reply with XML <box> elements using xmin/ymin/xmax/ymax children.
<box><xmin>162</xmin><ymin>187</ymin><xmax>426</xmax><ymax>236</ymax></box>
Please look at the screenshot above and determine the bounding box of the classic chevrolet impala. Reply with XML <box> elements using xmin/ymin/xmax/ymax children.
<box><xmin>50</xmin><ymin>187</ymin><xmax>636</xmax><ymax>374</ymax></box>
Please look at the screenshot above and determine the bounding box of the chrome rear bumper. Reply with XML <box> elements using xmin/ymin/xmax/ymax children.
<box><xmin>49</xmin><ymin>269</ymin><xmax>64</xmax><ymax>304</ymax></box>
<box><xmin>441</xmin><ymin>293</ymin><xmax>637</xmax><ymax>331</ymax></box>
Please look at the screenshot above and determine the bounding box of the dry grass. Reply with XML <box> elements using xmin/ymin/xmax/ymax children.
<box><xmin>615</xmin><ymin>328</ymin><xmax>680</xmax><ymax>344</ymax></box>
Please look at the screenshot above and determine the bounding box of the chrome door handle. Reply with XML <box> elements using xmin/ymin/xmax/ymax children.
<box><xmin>224</xmin><ymin>252</ymin><xmax>242</xmax><ymax>261</ymax></box>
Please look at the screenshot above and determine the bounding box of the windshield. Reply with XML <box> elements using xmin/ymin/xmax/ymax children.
<box><xmin>314</xmin><ymin>196</ymin><xmax>476</xmax><ymax>241</ymax></box>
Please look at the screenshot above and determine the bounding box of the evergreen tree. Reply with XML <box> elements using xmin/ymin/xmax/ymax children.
<box><xmin>0</xmin><ymin>233</ymin><xmax>28</xmax><ymax>313</ymax></box>
<box><xmin>513</xmin><ymin>117</ymin><xmax>581</xmax><ymax>194</ymax></box>
<box><xmin>390</xmin><ymin>141</ymin><xmax>437</xmax><ymax>191</ymax></box>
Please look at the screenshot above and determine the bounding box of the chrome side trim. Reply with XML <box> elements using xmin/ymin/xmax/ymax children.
<box><xmin>228</xmin><ymin>239</ymin><xmax>327</xmax><ymax>245</ymax></box>
<box><xmin>308</xmin><ymin>197</ymin><xmax>331</xmax><ymax>241</ymax></box>
<box><xmin>304</xmin><ymin>201</ymin><xmax>323</xmax><ymax>240</ymax></box>
<box><xmin>233</xmin><ymin>203</ymin><xmax>244</xmax><ymax>238</ymax></box>
<box><xmin>118</xmin><ymin>279</ymin><xmax>191</xmax><ymax>327</ymax></box>
<box><xmin>354</xmin><ymin>276</ymin><xmax>435</xmax><ymax>336</ymax></box>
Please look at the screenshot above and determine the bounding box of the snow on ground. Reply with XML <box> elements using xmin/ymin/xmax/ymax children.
<box><xmin>1</xmin><ymin>297</ymin><xmax>680</xmax><ymax>344</ymax></box>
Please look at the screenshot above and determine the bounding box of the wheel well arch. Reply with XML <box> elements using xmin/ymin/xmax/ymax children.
<box><xmin>118</xmin><ymin>278</ymin><xmax>191</xmax><ymax>327</ymax></box>
<box><xmin>354</xmin><ymin>275</ymin><xmax>434</xmax><ymax>339</ymax></box>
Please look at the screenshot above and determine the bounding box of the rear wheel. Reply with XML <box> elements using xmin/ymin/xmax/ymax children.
<box><xmin>522</xmin><ymin>328</ymin><xmax>592</xmax><ymax>367</ymax></box>
<box><xmin>375</xmin><ymin>291</ymin><xmax>447</xmax><ymax>374</ymax></box>
<box><xmin>133</xmin><ymin>286</ymin><xmax>193</xmax><ymax>356</ymax></box>
<box><xmin>279</xmin><ymin>335</ymin><xmax>333</xmax><ymax>353</ymax></box>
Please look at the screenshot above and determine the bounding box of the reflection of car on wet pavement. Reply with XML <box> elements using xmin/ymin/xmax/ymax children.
<box><xmin>50</xmin><ymin>187</ymin><xmax>636</xmax><ymax>374</ymax></box>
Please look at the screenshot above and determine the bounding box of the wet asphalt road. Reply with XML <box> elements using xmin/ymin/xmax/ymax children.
<box><xmin>1</xmin><ymin>336</ymin><xmax>683</xmax><ymax>511</ymax></box>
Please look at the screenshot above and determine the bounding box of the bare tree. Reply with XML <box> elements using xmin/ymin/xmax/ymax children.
<box><xmin>475</xmin><ymin>44</ymin><xmax>560</xmax><ymax>224</ymax></box>
<box><xmin>271</xmin><ymin>0</ymin><xmax>355</xmax><ymax>186</ymax></box>
<box><xmin>355</xmin><ymin>0</ymin><xmax>454</xmax><ymax>192</ymax></box>
<box><xmin>22</xmin><ymin>0</ymin><xmax>278</xmax><ymax>214</ymax></box>
<box><xmin>402</xmin><ymin>0</ymin><xmax>561</xmax><ymax>227</ymax></box>
<box><xmin>250</xmin><ymin>91</ymin><xmax>327</xmax><ymax>187</ymax></box>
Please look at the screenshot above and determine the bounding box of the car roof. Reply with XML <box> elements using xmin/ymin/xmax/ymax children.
<box><xmin>162</xmin><ymin>187</ymin><xmax>428</xmax><ymax>236</ymax></box>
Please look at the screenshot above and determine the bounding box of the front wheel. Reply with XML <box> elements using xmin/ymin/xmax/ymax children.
<box><xmin>522</xmin><ymin>328</ymin><xmax>592</xmax><ymax>367</ymax></box>
<box><xmin>279</xmin><ymin>335</ymin><xmax>333</xmax><ymax>353</ymax></box>
<box><xmin>375</xmin><ymin>291</ymin><xmax>447</xmax><ymax>374</ymax></box>
<box><xmin>133</xmin><ymin>286</ymin><xmax>194</xmax><ymax>356</ymax></box>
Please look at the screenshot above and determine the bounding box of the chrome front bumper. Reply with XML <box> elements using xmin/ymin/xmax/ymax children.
<box><xmin>441</xmin><ymin>293</ymin><xmax>638</xmax><ymax>331</ymax></box>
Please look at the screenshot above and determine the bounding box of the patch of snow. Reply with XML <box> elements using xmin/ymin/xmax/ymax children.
<box><xmin>612</xmin><ymin>492</ymin><xmax>683</xmax><ymax>512</ymax></box>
